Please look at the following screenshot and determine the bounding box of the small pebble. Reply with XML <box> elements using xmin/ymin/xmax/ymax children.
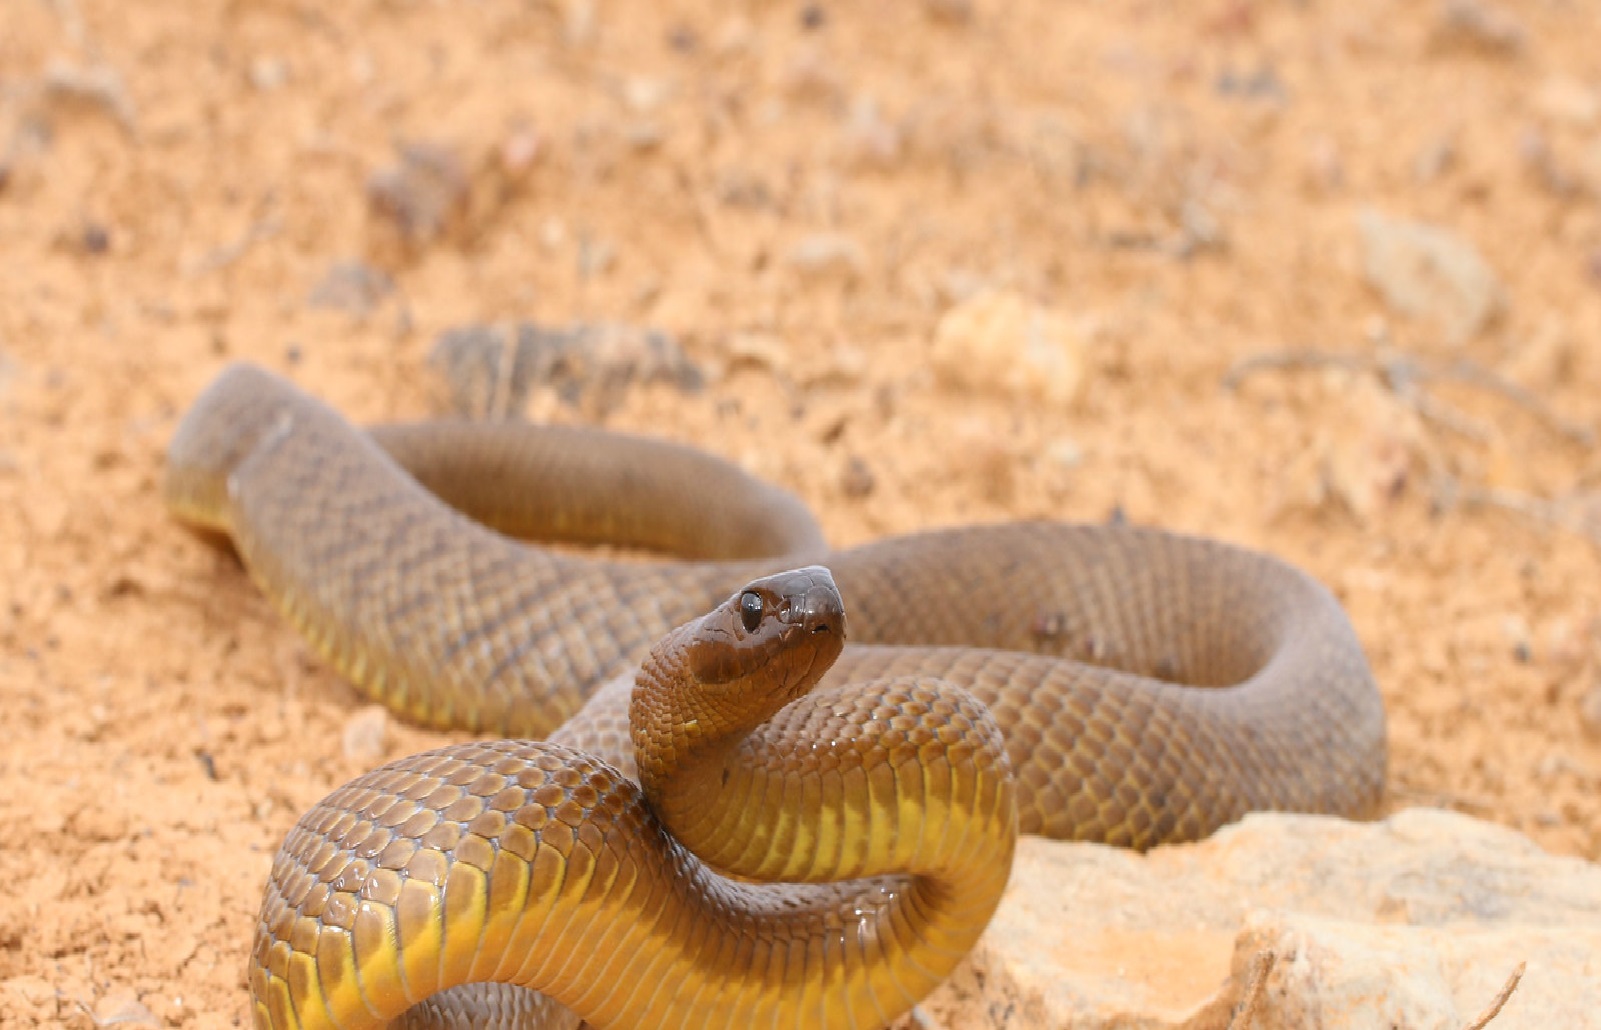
<box><xmin>93</xmin><ymin>991</ymin><xmax>160</xmax><ymax>1028</ymax></box>
<box><xmin>924</xmin><ymin>0</ymin><xmax>972</xmax><ymax>22</ymax></box>
<box><xmin>1435</xmin><ymin>0</ymin><xmax>1525</xmax><ymax>54</ymax></box>
<box><xmin>1580</xmin><ymin>682</ymin><xmax>1601</xmax><ymax>740</ymax></box>
<box><xmin>666</xmin><ymin>24</ymin><xmax>698</xmax><ymax>52</ymax></box>
<box><xmin>342</xmin><ymin>705</ymin><xmax>389</xmax><ymax>763</ymax></box>
<box><xmin>1046</xmin><ymin>437</ymin><xmax>1083</xmax><ymax>469</ymax></box>
<box><xmin>1534</xmin><ymin>76</ymin><xmax>1599</xmax><ymax>126</ymax></box>
<box><xmin>367</xmin><ymin>142</ymin><xmax>469</xmax><ymax>244</ymax></box>
<box><xmin>840</xmin><ymin>456</ymin><xmax>875</xmax><ymax>498</ymax></box>
<box><xmin>249</xmin><ymin>55</ymin><xmax>288</xmax><ymax>91</ymax></box>
<box><xmin>1357</xmin><ymin>209</ymin><xmax>1503</xmax><ymax>344</ymax></box>
<box><xmin>785</xmin><ymin>233</ymin><xmax>865</xmax><ymax>279</ymax></box>
<box><xmin>727</xmin><ymin>333</ymin><xmax>791</xmax><ymax>375</ymax></box>
<box><xmin>308</xmin><ymin>260</ymin><xmax>394</xmax><ymax>316</ymax></box>
<box><xmin>82</xmin><ymin>222</ymin><xmax>110</xmax><ymax>254</ymax></box>
<box><xmin>500</xmin><ymin>129</ymin><xmax>541</xmax><ymax>175</ymax></box>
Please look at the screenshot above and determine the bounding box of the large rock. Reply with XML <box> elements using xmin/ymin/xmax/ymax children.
<box><xmin>905</xmin><ymin>808</ymin><xmax>1601</xmax><ymax>1029</ymax></box>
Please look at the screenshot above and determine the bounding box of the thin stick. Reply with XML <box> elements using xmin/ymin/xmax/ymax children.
<box><xmin>1221</xmin><ymin>349</ymin><xmax>1365</xmax><ymax>390</ymax></box>
<box><xmin>1460</xmin><ymin>961</ymin><xmax>1525</xmax><ymax>1030</ymax></box>
<box><xmin>1223</xmin><ymin>346</ymin><xmax>1593</xmax><ymax>447</ymax></box>
<box><xmin>1440</xmin><ymin>360</ymin><xmax>1594</xmax><ymax>446</ymax></box>
<box><xmin>1449</xmin><ymin>484</ymin><xmax>1601</xmax><ymax>549</ymax></box>
<box><xmin>186</xmin><ymin>217</ymin><xmax>281</xmax><ymax>276</ymax></box>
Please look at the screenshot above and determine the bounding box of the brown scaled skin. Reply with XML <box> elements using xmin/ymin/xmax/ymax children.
<box><xmin>249</xmin><ymin>569</ymin><xmax>1018</xmax><ymax>1029</ymax></box>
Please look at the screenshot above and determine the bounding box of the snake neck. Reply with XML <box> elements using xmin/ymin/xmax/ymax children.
<box><xmin>632</xmin><ymin>631</ymin><xmax>1021</xmax><ymax>888</ymax></box>
<box><xmin>629</xmin><ymin>570</ymin><xmax>848</xmax><ymax>859</ymax></box>
<box><xmin>628</xmin><ymin>632</ymin><xmax>752</xmax><ymax>827</ymax></box>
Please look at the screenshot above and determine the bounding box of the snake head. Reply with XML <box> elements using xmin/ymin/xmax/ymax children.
<box><xmin>683</xmin><ymin>565</ymin><xmax>847</xmax><ymax>707</ymax></box>
<box><xmin>632</xmin><ymin>566</ymin><xmax>847</xmax><ymax>784</ymax></box>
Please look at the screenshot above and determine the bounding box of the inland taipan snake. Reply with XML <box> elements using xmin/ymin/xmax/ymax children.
<box><xmin>165</xmin><ymin>364</ymin><xmax>1386</xmax><ymax>1029</ymax></box>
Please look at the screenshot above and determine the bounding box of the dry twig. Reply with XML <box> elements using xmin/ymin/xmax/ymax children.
<box><xmin>1437</xmin><ymin>359</ymin><xmax>1593</xmax><ymax>445</ymax></box>
<box><xmin>1223</xmin><ymin>347</ymin><xmax>1592</xmax><ymax>446</ymax></box>
<box><xmin>186</xmin><ymin>216</ymin><xmax>281</xmax><ymax>276</ymax></box>
<box><xmin>1446</xmin><ymin>483</ymin><xmax>1601</xmax><ymax>549</ymax></box>
<box><xmin>1226</xmin><ymin>345</ymin><xmax>1601</xmax><ymax>547</ymax></box>
<box><xmin>1460</xmin><ymin>961</ymin><xmax>1525</xmax><ymax>1030</ymax></box>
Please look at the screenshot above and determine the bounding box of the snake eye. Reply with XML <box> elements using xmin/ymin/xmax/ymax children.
<box><xmin>739</xmin><ymin>591</ymin><xmax>764</xmax><ymax>633</ymax></box>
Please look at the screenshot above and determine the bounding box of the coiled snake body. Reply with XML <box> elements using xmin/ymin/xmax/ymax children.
<box><xmin>166</xmin><ymin>365</ymin><xmax>1386</xmax><ymax>1029</ymax></box>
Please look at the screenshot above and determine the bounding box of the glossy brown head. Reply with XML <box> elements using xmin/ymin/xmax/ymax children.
<box><xmin>631</xmin><ymin>566</ymin><xmax>847</xmax><ymax>789</ymax></box>
<box><xmin>685</xmin><ymin>565</ymin><xmax>845</xmax><ymax>693</ymax></box>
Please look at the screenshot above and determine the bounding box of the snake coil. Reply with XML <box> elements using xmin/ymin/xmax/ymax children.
<box><xmin>165</xmin><ymin>364</ymin><xmax>1386</xmax><ymax>1028</ymax></box>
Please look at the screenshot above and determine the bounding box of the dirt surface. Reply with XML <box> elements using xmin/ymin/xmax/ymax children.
<box><xmin>3</xmin><ymin>1</ymin><xmax>1601</xmax><ymax>1026</ymax></box>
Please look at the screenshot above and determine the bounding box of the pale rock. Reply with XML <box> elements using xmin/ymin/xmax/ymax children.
<box><xmin>69</xmin><ymin>795</ymin><xmax>128</xmax><ymax>842</ymax></box>
<box><xmin>1046</xmin><ymin>436</ymin><xmax>1084</xmax><ymax>469</ymax></box>
<box><xmin>623</xmin><ymin>122</ymin><xmax>664</xmax><ymax>151</ymax></box>
<box><xmin>623</xmin><ymin>76</ymin><xmax>669</xmax><ymax>113</ymax></box>
<box><xmin>92</xmin><ymin>990</ymin><xmax>160</xmax><ymax>1027</ymax></box>
<box><xmin>1580</xmin><ymin>681</ymin><xmax>1601</xmax><ymax>740</ymax></box>
<box><xmin>909</xmin><ymin>808</ymin><xmax>1601</xmax><ymax>1030</ymax></box>
<box><xmin>500</xmin><ymin>128</ymin><xmax>541</xmax><ymax>176</ymax></box>
<box><xmin>845</xmin><ymin>96</ymin><xmax>903</xmax><ymax>167</ymax></box>
<box><xmin>714</xmin><ymin>17</ymin><xmax>756</xmax><ymax>57</ymax></box>
<box><xmin>786</xmin><ymin>233</ymin><xmax>866</xmax><ymax>280</ymax></box>
<box><xmin>249</xmin><ymin>55</ymin><xmax>288</xmax><ymax>91</ymax></box>
<box><xmin>563</xmin><ymin>0</ymin><xmax>596</xmax><ymax>45</ymax></box>
<box><xmin>1234</xmin><ymin>913</ymin><xmax>1597</xmax><ymax>1029</ymax></box>
<box><xmin>1534</xmin><ymin>76</ymin><xmax>1600</xmax><ymax>127</ymax></box>
<box><xmin>1581</xmin><ymin>139</ymin><xmax>1601</xmax><ymax>197</ymax></box>
<box><xmin>782</xmin><ymin>46</ymin><xmax>845</xmax><ymax>104</ymax></box>
<box><xmin>726</xmin><ymin>332</ymin><xmax>791</xmax><ymax>376</ymax></box>
<box><xmin>931</xmin><ymin>291</ymin><xmax>1088</xmax><ymax>407</ymax></box>
<box><xmin>799</xmin><ymin>343</ymin><xmax>868</xmax><ymax>388</ymax></box>
<box><xmin>341</xmin><ymin>704</ymin><xmax>389</xmax><ymax>763</ymax></box>
<box><xmin>1435</xmin><ymin>0</ymin><xmax>1526</xmax><ymax>54</ymax></box>
<box><xmin>1357</xmin><ymin>210</ymin><xmax>1503</xmax><ymax>344</ymax></box>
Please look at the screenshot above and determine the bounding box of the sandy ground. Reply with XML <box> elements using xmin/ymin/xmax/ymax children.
<box><xmin>3</xmin><ymin>0</ymin><xmax>1600</xmax><ymax>1026</ymax></box>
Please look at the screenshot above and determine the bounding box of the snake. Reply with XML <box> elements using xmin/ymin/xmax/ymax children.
<box><xmin>166</xmin><ymin>363</ymin><xmax>1387</xmax><ymax>1029</ymax></box>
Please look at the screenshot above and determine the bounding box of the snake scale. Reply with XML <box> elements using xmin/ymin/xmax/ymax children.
<box><xmin>166</xmin><ymin>364</ymin><xmax>1386</xmax><ymax>1029</ymax></box>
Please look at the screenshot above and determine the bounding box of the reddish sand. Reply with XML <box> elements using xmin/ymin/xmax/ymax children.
<box><xmin>2</xmin><ymin>1</ymin><xmax>1599</xmax><ymax>1025</ymax></box>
